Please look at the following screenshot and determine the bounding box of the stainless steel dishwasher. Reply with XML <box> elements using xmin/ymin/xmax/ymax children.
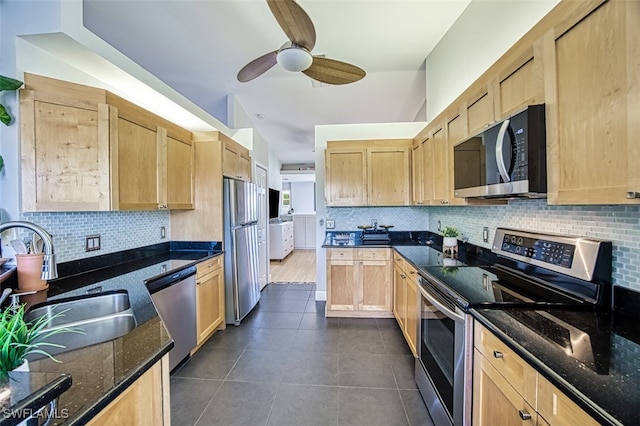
<box><xmin>146</xmin><ymin>265</ymin><xmax>197</xmax><ymax>371</ymax></box>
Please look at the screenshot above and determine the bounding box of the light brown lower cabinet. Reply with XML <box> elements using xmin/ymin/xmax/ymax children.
<box><xmin>87</xmin><ymin>355</ymin><xmax>170</xmax><ymax>425</ymax></box>
<box><xmin>392</xmin><ymin>252</ymin><xmax>419</xmax><ymax>357</ymax></box>
<box><xmin>473</xmin><ymin>322</ymin><xmax>599</xmax><ymax>426</ymax></box>
<box><xmin>326</xmin><ymin>248</ymin><xmax>392</xmax><ymax>317</ymax></box>
<box><xmin>195</xmin><ymin>256</ymin><xmax>225</xmax><ymax>347</ymax></box>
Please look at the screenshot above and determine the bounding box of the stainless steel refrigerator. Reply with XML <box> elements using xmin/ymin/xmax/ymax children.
<box><xmin>223</xmin><ymin>178</ymin><xmax>261</xmax><ymax>325</ymax></box>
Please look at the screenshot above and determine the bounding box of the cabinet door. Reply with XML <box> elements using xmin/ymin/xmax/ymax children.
<box><xmin>432</xmin><ymin>127</ymin><xmax>449</xmax><ymax>204</ymax></box>
<box><xmin>405</xmin><ymin>272</ymin><xmax>419</xmax><ymax>357</ymax></box>
<box><xmin>421</xmin><ymin>137</ymin><xmax>436</xmax><ymax>203</ymax></box>
<box><xmin>238</xmin><ymin>151</ymin><xmax>251</xmax><ymax>181</ymax></box>
<box><xmin>87</xmin><ymin>361</ymin><xmax>164</xmax><ymax>426</ymax></box>
<box><xmin>20</xmin><ymin>92</ymin><xmax>111</xmax><ymax>212</ymax></box>
<box><xmin>393</xmin><ymin>262</ymin><xmax>406</xmax><ymax>328</ymax></box>
<box><xmin>293</xmin><ymin>216</ymin><xmax>306</xmax><ymax>249</ymax></box>
<box><xmin>537</xmin><ymin>375</ymin><xmax>599</xmax><ymax>426</ymax></box>
<box><xmin>548</xmin><ymin>0</ymin><xmax>640</xmax><ymax>205</ymax></box>
<box><xmin>326</xmin><ymin>260</ymin><xmax>357</xmax><ymax>311</ymax></box>
<box><xmin>495</xmin><ymin>45</ymin><xmax>544</xmax><ymax>118</ymax></box>
<box><xmin>166</xmin><ymin>134</ymin><xmax>194</xmax><ymax>209</ymax></box>
<box><xmin>412</xmin><ymin>142</ymin><xmax>425</xmax><ymax>205</ymax></box>
<box><xmin>111</xmin><ymin>112</ymin><xmax>161</xmax><ymax>210</ymax></box>
<box><xmin>196</xmin><ymin>268</ymin><xmax>224</xmax><ymax>344</ymax></box>
<box><xmin>222</xmin><ymin>142</ymin><xmax>238</xmax><ymax>179</ymax></box>
<box><xmin>473</xmin><ymin>349</ymin><xmax>537</xmax><ymax>426</ymax></box>
<box><xmin>325</xmin><ymin>148</ymin><xmax>367</xmax><ymax>206</ymax></box>
<box><xmin>466</xmin><ymin>89</ymin><xmax>494</xmax><ymax>136</ymax></box>
<box><xmin>359</xmin><ymin>259</ymin><xmax>391</xmax><ymax>311</ymax></box>
<box><xmin>367</xmin><ymin>146</ymin><xmax>411</xmax><ymax>206</ymax></box>
<box><xmin>446</xmin><ymin>112</ymin><xmax>470</xmax><ymax>206</ymax></box>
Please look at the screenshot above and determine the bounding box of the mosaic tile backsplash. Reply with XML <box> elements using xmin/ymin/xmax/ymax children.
<box><xmin>329</xmin><ymin>201</ymin><xmax>640</xmax><ymax>291</ymax></box>
<box><xmin>17</xmin><ymin>211</ymin><xmax>170</xmax><ymax>263</ymax></box>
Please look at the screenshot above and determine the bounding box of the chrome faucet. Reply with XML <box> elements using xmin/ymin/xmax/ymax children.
<box><xmin>0</xmin><ymin>221</ymin><xmax>58</xmax><ymax>280</ymax></box>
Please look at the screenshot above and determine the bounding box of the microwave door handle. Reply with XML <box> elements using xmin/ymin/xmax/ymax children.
<box><xmin>495</xmin><ymin>119</ymin><xmax>511</xmax><ymax>183</ymax></box>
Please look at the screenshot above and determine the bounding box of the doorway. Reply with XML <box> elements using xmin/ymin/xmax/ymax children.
<box><xmin>254</xmin><ymin>163</ymin><xmax>269</xmax><ymax>290</ymax></box>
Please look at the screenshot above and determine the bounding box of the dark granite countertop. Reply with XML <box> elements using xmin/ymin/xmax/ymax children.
<box><xmin>472</xmin><ymin>307</ymin><xmax>639</xmax><ymax>426</ymax></box>
<box><xmin>0</xmin><ymin>241</ymin><xmax>222</xmax><ymax>425</ymax></box>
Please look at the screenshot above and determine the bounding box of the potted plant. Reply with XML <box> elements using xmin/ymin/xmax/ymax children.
<box><xmin>442</xmin><ymin>226</ymin><xmax>460</xmax><ymax>248</ymax></box>
<box><xmin>0</xmin><ymin>303</ymin><xmax>77</xmax><ymax>377</ymax></box>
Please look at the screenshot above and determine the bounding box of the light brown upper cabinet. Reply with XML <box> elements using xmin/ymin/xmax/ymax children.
<box><xmin>466</xmin><ymin>88</ymin><xmax>495</xmax><ymax>136</ymax></box>
<box><xmin>411</xmin><ymin>141</ymin><xmax>425</xmax><ymax>205</ymax></box>
<box><xmin>221</xmin><ymin>134</ymin><xmax>251</xmax><ymax>182</ymax></box>
<box><xmin>545</xmin><ymin>0</ymin><xmax>640</xmax><ymax>205</ymax></box>
<box><xmin>367</xmin><ymin>145</ymin><xmax>411</xmax><ymax>206</ymax></box>
<box><xmin>20</xmin><ymin>74</ymin><xmax>194</xmax><ymax>212</ymax></box>
<box><xmin>325</xmin><ymin>139</ymin><xmax>412</xmax><ymax>207</ymax></box>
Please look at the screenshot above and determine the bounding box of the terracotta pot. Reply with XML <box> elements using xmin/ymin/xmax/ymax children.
<box><xmin>16</xmin><ymin>254</ymin><xmax>47</xmax><ymax>291</ymax></box>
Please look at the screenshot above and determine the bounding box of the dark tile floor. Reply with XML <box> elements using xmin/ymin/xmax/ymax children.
<box><xmin>170</xmin><ymin>283</ymin><xmax>434</xmax><ymax>426</ymax></box>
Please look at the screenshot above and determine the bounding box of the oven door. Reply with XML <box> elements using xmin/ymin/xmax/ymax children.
<box><xmin>416</xmin><ymin>277</ymin><xmax>472</xmax><ymax>426</ymax></box>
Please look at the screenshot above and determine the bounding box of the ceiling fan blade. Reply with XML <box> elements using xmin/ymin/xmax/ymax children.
<box><xmin>267</xmin><ymin>0</ymin><xmax>316</xmax><ymax>51</ymax></box>
<box><xmin>237</xmin><ymin>50</ymin><xmax>278</xmax><ymax>82</ymax></box>
<box><xmin>303</xmin><ymin>56</ymin><xmax>366</xmax><ymax>85</ymax></box>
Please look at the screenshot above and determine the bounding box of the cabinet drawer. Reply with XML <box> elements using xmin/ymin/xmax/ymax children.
<box><xmin>197</xmin><ymin>256</ymin><xmax>222</xmax><ymax>277</ymax></box>
<box><xmin>404</xmin><ymin>262</ymin><xmax>419</xmax><ymax>280</ymax></box>
<box><xmin>359</xmin><ymin>248</ymin><xmax>390</xmax><ymax>261</ymax></box>
<box><xmin>537</xmin><ymin>375</ymin><xmax>599</xmax><ymax>426</ymax></box>
<box><xmin>474</xmin><ymin>322</ymin><xmax>537</xmax><ymax>406</ymax></box>
<box><xmin>328</xmin><ymin>248</ymin><xmax>355</xmax><ymax>261</ymax></box>
<box><xmin>393</xmin><ymin>252</ymin><xmax>405</xmax><ymax>269</ymax></box>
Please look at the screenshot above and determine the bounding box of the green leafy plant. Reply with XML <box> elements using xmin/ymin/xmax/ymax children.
<box><xmin>0</xmin><ymin>75</ymin><xmax>24</xmax><ymax>126</ymax></box>
<box><xmin>442</xmin><ymin>226</ymin><xmax>460</xmax><ymax>238</ymax></box>
<box><xmin>0</xmin><ymin>303</ymin><xmax>79</xmax><ymax>376</ymax></box>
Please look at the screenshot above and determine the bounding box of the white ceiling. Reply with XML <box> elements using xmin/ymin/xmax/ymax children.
<box><xmin>82</xmin><ymin>0</ymin><xmax>471</xmax><ymax>165</ymax></box>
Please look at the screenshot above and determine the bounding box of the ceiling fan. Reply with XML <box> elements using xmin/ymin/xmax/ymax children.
<box><xmin>237</xmin><ymin>0</ymin><xmax>366</xmax><ymax>85</ymax></box>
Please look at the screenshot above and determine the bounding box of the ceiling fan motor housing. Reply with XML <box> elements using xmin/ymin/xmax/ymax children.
<box><xmin>277</xmin><ymin>46</ymin><xmax>313</xmax><ymax>72</ymax></box>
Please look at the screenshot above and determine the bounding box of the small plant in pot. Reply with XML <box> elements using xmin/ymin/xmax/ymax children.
<box><xmin>0</xmin><ymin>303</ymin><xmax>78</xmax><ymax>377</ymax></box>
<box><xmin>442</xmin><ymin>226</ymin><xmax>460</xmax><ymax>246</ymax></box>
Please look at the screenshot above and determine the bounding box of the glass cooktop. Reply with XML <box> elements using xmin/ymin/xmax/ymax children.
<box><xmin>421</xmin><ymin>265</ymin><xmax>588</xmax><ymax>310</ymax></box>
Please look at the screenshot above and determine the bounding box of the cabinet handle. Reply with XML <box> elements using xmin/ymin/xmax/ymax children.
<box><xmin>196</xmin><ymin>280</ymin><xmax>202</xmax><ymax>286</ymax></box>
<box><xmin>401</xmin><ymin>274</ymin><xmax>407</xmax><ymax>279</ymax></box>
<box><xmin>493</xmin><ymin>350</ymin><xmax>503</xmax><ymax>359</ymax></box>
<box><xmin>518</xmin><ymin>410</ymin><xmax>532</xmax><ymax>420</ymax></box>
<box><xmin>627</xmin><ymin>192</ymin><xmax>640</xmax><ymax>199</ymax></box>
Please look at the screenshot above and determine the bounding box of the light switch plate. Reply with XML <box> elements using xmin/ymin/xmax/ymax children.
<box><xmin>326</xmin><ymin>219</ymin><xmax>335</xmax><ymax>229</ymax></box>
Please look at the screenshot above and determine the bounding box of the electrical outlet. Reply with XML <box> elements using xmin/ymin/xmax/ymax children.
<box><xmin>326</xmin><ymin>219</ymin><xmax>335</xmax><ymax>229</ymax></box>
<box><xmin>483</xmin><ymin>227</ymin><xmax>490</xmax><ymax>243</ymax></box>
<box><xmin>160</xmin><ymin>226</ymin><xmax>166</xmax><ymax>239</ymax></box>
<box><xmin>85</xmin><ymin>235</ymin><xmax>101</xmax><ymax>252</ymax></box>
<box><xmin>437</xmin><ymin>220</ymin><xmax>442</xmax><ymax>232</ymax></box>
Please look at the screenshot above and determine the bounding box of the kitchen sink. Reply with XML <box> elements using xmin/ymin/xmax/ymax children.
<box><xmin>25</xmin><ymin>290</ymin><xmax>137</xmax><ymax>358</ymax></box>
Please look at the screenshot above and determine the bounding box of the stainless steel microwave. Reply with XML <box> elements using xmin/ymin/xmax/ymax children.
<box><xmin>453</xmin><ymin>104</ymin><xmax>547</xmax><ymax>199</ymax></box>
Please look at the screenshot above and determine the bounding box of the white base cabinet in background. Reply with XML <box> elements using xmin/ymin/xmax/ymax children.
<box><xmin>269</xmin><ymin>221</ymin><xmax>294</xmax><ymax>260</ymax></box>
<box><xmin>293</xmin><ymin>214</ymin><xmax>316</xmax><ymax>249</ymax></box>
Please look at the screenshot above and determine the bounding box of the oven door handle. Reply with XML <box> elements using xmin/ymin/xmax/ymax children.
<box><xmin>420</xmin><ymin>286</ymin><xmax>465</xmax><ymax>323</ymax></box>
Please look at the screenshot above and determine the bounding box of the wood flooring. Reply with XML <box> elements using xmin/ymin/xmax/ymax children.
<box><xmin>270</xmin><ymin>249</ymin><xmax>316</xmax><ymax>283</ymax></box>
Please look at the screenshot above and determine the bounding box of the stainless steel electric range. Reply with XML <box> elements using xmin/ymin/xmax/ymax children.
<box><xmin>414</xmin><ymin>228</ymin><xmax>612</xmax><ymax>426</ymax></box>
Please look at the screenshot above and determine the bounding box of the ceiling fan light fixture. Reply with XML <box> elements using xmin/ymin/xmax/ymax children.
<box><xmin>277</xmin><ymin>47</ymin><xmax>313</xmax><ymax>72</ymax></box>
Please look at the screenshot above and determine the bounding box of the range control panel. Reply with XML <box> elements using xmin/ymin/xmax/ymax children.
<box><xmin>500</xmin><ymin>233</ymin><xmax>575</xmax><ymax>268</ymax></box>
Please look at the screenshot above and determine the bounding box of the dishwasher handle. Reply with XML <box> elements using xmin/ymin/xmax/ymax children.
<box><xmin>146</xmin><ymin>265</ymin><xmax>197</xmax><ymax>294</ymax></box>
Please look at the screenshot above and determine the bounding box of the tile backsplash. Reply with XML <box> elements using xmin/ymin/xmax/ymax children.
<box><xmin>17</xmin><ymin>211</ymin><xmax>170</xmax><ymax>263</ymax></box>
<box><xmin>327</xmin><ymin>206</ymin><xmax>429</xmax><ymax>231</ymax></box>
<box><xmin>328</xmin><ymin>201</ymin><xmax>640</xmax><ymax>292</ymax></box>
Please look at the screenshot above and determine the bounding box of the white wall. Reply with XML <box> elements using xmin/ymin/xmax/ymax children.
<box><xmin>314</xmin><ymin>122</ymin><xmax>427</xmax><ymax>300</ymax></box>
<box><xmin>425</xmin><ymin>0</ymin><xmax>560</xmax><ymax>120</ymax></box>
<box><xmin>290</xmin><ymin>182</ymin><xmax>315</xmax><ymax>214</ymax></box>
